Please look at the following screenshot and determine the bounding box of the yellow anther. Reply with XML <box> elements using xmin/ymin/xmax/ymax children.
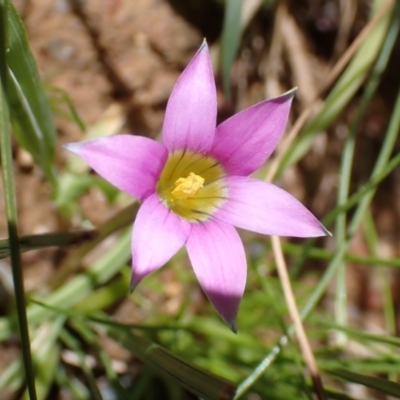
<box><xmin>171</xmin><ymin>172</ymin><xmax>204</xmax><ymax>199</ymax></box>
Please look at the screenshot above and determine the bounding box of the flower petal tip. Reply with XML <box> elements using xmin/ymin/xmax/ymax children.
<box><xmin>200</xmin><ymin>38</ymin><xmax>208</xmax><ymax>51</ymax></box>
<box><xmin>278</xmin><ymin>88</ymin><xmax>296</xmax><ymax>103</ymax></box>
<box><xmin>130</xmin><ymin>277</ymin><xmax>141</xmax><ymax>293</ymax></box>
<box><xmin>322</xmin><ymin>226</ymin><xmax>332</xmax><ymax>237</ymax></box>
<box><xmin>63</xmin><ymin>142</ymin><xmax>82</xmax><ymax>155</ymax></box>
<box><xmin>285</xmin><ymin>87</ymin><xmax>298</xmax><ymax>95</ymax></box>
<box><xmin>227</xmin><ymin>318</ymin><xmax>238</xmax><ymax>334</ymax></box>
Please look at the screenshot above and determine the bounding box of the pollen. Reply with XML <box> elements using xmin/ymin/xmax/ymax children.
<box><xmin>172</xmin><ymin>172</ymin><xmax>204</xmax><ymax>199</ymax></box>
<box><xmin>156</xmin><ymin>150</ymin><xmax>228</xmax><ymax>222</ymax></box>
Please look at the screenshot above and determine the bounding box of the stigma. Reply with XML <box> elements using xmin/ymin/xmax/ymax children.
<box><xmin>172</xmin><ymin>172</ymin><xmax>204</xmax><ymax>199</ymax></box>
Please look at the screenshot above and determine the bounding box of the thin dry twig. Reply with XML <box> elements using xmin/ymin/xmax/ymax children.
<box><xmin>265</xmin><ymin>1</ymin><xmax>394</xmax><ymax>398</ymax></box>
<box><xmin>333</xmin><ymin>0</ymin><xmax>358</xmax><ymax>59</ymax></box>
<box><xmin>280</xmin><ymin>1</ymin><xmax>318</xmax><ymax>106</ymax></box>
<box><xmin>266</xmin><ymin>0</ymin><xmax>394</xmax><ymax>182</ymax></box>
<box><xmin>271</xmin><ymin>236</ymin><xmax>327</xmax><ymax>400</ymax></box>
<box><xmin>264</xmin><ymin>1</ymin><xmax>285</xmax><ymax>99</ymax></box>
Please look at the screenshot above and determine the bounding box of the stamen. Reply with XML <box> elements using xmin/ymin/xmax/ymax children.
<box><xmin>156</xmin><ymin>150</ymin><xmax>227</xmax><ymax>222</ymax></box>
<box><xmin>172</xmin><ymin>172</ymin><xmax>204</xmax><ymax>199</ymax></box>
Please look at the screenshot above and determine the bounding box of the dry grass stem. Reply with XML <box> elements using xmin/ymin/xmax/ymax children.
<box><xmin>271</xmin><ymin>236</ymin><xmax>327</xmax><ymax>400</ymax></box>
<box><xmin>264</xmin><ymin>2</ymin><xmax>395</xmax><ymax>398</ymax></box>
<box><xmin>266</xmin><ymin>0</ymin><xmax>394</xmax><ymax>184</ymax></box>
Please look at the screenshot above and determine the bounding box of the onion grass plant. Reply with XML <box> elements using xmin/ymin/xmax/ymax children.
<box><xmin>1</xmin><ymin>0</ymin><xmax>400</xmax><ymax>399</ymax></box>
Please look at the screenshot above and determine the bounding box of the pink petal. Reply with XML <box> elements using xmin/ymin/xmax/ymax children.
<box><xmin>216</xmin><ymin>176</ymin><xmax>329</xmax><ymax>237</ymax></box>
<box><xmin>65</xmin><ymin>135</ymin><xmax>167</xmax><ymax>201</ymax></box>
<box><xmin>131</xmin><ymin>193</ymin><xmax>191</xmax><ymax>289</ymax></box>
<box><xmin>162</xmin><ymin>41</ymin><xmax>217</xmax><ymax>153</ymax></box>
<box><xmin>211</xmin><ymin>91</ymin><xmax>294</xmax><ymax>176</ymax></box>
<box><xmin>186</xmin><ymin>221</ymin><xmax>246</xmax><ymax>332</ymax></box>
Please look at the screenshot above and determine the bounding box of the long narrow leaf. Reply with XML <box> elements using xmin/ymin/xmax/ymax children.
<box><xmin>277</xmin><ymin>0</ymin><xmax>393</xmax><ymax>175</ymax></box>
<box><xmin>326</xmin><ymin>369</ymin><xmax>400</xmax><ymax>397</ymax></box>
<box><xmin>220</xmin><ymin>0</ymin><xmax>242</xmax><ymax>99</ymax></box>
<box><xmin>5</xmin><ymin>0</ymin><xmax>57</xmax><ymax>184</ymax></box>
<box><xmin>29</xmin><ymin>300</ymin><xmax>237</xmax><ymax>400</ymax></box>
<box><xmin>0</xmin><ymin>230</ymin><xmax>96</xmax><ymax>259</ymax></box>
<box><xmin>107</xmin><ymin>326</ymin><xmax>237</xmax><ymax>400</ymax></box>
<box><xmin>0</xmin><ymin>1</ymin><xmax>37</xmax><ymax>398</ymax></box>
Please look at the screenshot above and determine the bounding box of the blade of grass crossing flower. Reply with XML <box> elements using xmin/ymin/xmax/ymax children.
<box><xmin>220</xmin><ymin>0</ymin><xmax>242</xmax><ymax>100</ymax></box>
<box><xmin>5</xmin><ymin>0</ymin><xmax>57</xmax><ymax>185</ymax></box>
<box><xmin>0</xmin><ymin>1</ymin><xmax>37</xmax><ymax>399</ymax></box>
<box><xmin>237</xmin><ymin>29</ymin><xmax>400</xmax><ymax>398</ymax></box>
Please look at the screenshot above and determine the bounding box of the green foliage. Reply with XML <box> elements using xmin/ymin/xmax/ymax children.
<box><xmin>5</xmin><ymin>0</ymin><xmax>57</xmax><ymax>185</ymax></box>
<box><xmin>220</xmin><ymin>0</ymin><xmax>242</xmax><ymax>99</ymax></box>
<box><xmin>1</xmin><ymin>0</ymin><xmax>400</xmax><ymax>399</ymax></box>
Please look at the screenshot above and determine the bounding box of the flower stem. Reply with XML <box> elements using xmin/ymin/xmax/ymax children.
<box><xmin>271</xmin><ymin>235</ymin><xmax>326</xmax><ymax>400</ymax></box>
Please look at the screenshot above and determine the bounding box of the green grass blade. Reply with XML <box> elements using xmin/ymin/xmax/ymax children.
<box><xmin>283</xmin><ymin>242</ymin><xmax>400</xmax><ymax>269</ymax></box>
<box><xmin>277</xmin><ymin>0</ymin><xmax>393</xmax><ymax>175</ymax></box>
<box><xmin>5</xmin><ymin>0</ymin><xmax>57</xmax><ymax>185</ymax></box>
<box><xmin>0</xmin><ymin>357</ymin><xmax>22</xmax><ymax>391</ymax></box>
<box><xmin>48</xmin><ymin>86</ymin><xmax>86</xmax><ymax>132</ymax></box>
<box><xmin>237</xmin><ymin>35</ymin><xmax>400</xmax><ymax>396</ymax></box>
<box><xmin>51</xmin><ymin>202</ymin><xmax>138</xmax><ymax>287</ymax></box>
<box><xmin>27</xmin><ymin>300</ymin><xmax>237</xmax><ymax>400</ymax></box>
<box><xmin>107</xmin><ymin>325</ymin><xmax>237</xmax><ymax>400</ymax></box>
<box><xmin>22</xmin><ymin>318</ymin><xmax>65</xmax><ymax>400</ymax></box>
<box><xmin>59</xmin><ymin>329</ymin><xmax>103</xmax><ymax>400</ymax></box>
<box><xmin>334</xmin><ymin>0</ymin><xmax>400</xmax><ymax>344</ymax></box>
<box><xmin>0</xmin><ymin>228</ymin><xmax>131</xmax><ymax>342</ymax></box>
<box><xmin>0</xmin><ymin>230</ymin><xmax>96</xmax><ymax>259</ymax></box>
<box><xmin>70</xmin><ymin>318</ymin><xmax>131</xmax><ymax>400</ymax></box>
<box><xmin>0</xmin><ymin>317</ymin><xmax>64</xmax><ymax>396</ymax></box>
<box><xmin>323</xmin><ymin>151</ymin><xmax>400</xmax><ymax>226</ymax></box>
<box><xmin>0</xmin><ymin>1</ymin><xmax>37</xmax><ymax>398</ymax></box>
<box><xmin>326</xmin><ymin>369</ymin><xmax>400</xmax><ymax>397</ymax></box>
<box><xmin>220</xmin><ymin>0</ymin><xmax>242</xmax><ymax>99</ymax></box>
<box><xmin>363</xmin><ymin>210</ymin><xmax>396</xmax><ymax>339</ymax></box>
<box><xmin>55</xmin><ymin>367</ymin><xmax>90</xmax><ymax>400</ymax></box>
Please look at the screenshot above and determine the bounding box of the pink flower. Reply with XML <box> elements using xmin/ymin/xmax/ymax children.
<box><xmin>65</xmin><ymin>42</ymin><xmax>328</xmax><ymax>331</ymax></box>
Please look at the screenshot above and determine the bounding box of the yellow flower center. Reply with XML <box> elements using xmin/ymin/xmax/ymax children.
<box><xmin>156</xmin><ymin>150</ymin><xmax>227</xmax><ymax>222</ymax></box>
<box><xmin>172</xmin><ymin>172</ymin><xmax>204</xmax><ymax>199</ymax></box>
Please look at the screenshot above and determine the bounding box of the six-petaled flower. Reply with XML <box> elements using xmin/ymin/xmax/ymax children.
<box><xmin>65</xmin><ymin>41</ymin><xmax>328</xmax><ymax>331</ymax></box>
